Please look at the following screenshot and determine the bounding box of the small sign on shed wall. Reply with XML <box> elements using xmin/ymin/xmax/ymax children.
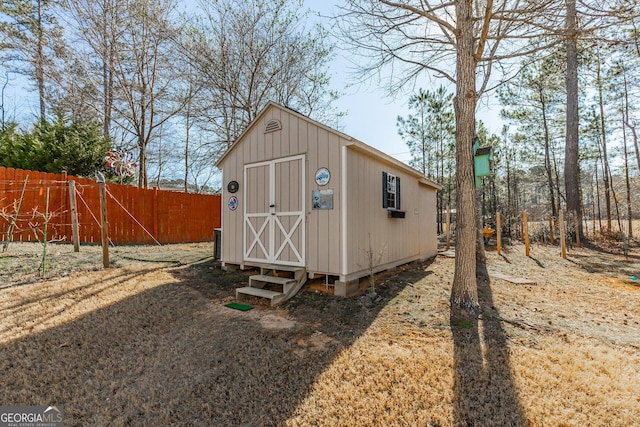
<box><xmin>312</xmin><ymin>189</ymin><xmax>333</xmax><ymax>210</ymax></box>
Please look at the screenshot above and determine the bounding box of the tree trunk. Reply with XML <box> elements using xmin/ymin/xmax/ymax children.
<box><xmin>155</xmin><ymin>129</ymin><xmax>163</xmax><ymax>189</ymax></box>
<box><xmin>436</xmin><ymin>126</ymin><xmax>441</xmax><ymax>234</ymax></box>
<box><xmin>437</xmin><ymin>124</ymin><xmax>444</xmax><ymax>234</ymax></box>
<box><xmin>184</xmin><ymin>74</ymin><xmax>193</xmax><ymax>193</ymax></box>
<box><xmin>105</xmin><ymin>41</ymin><xmax>114</xmax><ymax>137</ymax></box>
<box><xmin>491</xmin><ymin>175</ymin><xmax>498</xmax><ymax>226</ymax></box>
<box><xmin>506</xmin><ymin>152</ymin><xmax>512</xmax><ymax>236</ymax></box>
<box><xmin>595</xmin><ymin>146</ymin><xmax>603</xmax><ymax>232</ymax></box>
<box><xmin>476</xmin><ymin>186</ymin><xmax>487</xmax><ymax>264</ymax></box>
<box><xmin>564</xmin><ymin>0</ymin><xmax>583</xmax><ymax>239</ymax></box>
<box><xmin>630</xmin><ymin>119</ymin><xmax>640</xmax><ymax>173</ymax></box>
<box><xmin>623</xmin><ymin>114</ymin><xmax>632</xmax><ymax>238</ymax></box>
<box><xmin>451</xmin><ymin>0</ymin><xmax>479</xmax><ymax>313</ymax></box>
<box><xmin>184</xmin><ymin>110</ymin><xmax>190</xmax><ymax>193</ymax></box>
<box><xmin>607</xmin><ymin>158</ymin><xmax>623</xmax><ymax>233</ymax></box>
<box><xmin>540</xmin><ymin>94</ymin><xmax>557</xmax><ymax>221</ymax></box>
<box><xmin>514</xmin><ymin>169</ymin><xmax>521</xmax><ymax>236</ymax></box>
<box><xmin>101</xmin><ymin>2</ymin><xmax>113</xmax><ymax>138</ymax></box>
<box><xmin>103</xmin><ymin>57</ymin><xmax>110</xmax><ymax>136</ymax></box>
<box><xmin>588</xmin><ymin>173</ymin><xmax>595</xmax><ymax>238</ymax></box>
<box><xmin>138</xmin><ymin>139</ymin><xmax>148</xmax><ymax>188</ymax></box>
<box><xmin>447</xmin><ymin>166</ymin><xmax>453</xmax><ymax>214</ymax></box>
<box><xmin>36</xmin><ymin>0</ymin><xmax>46</xmax><ymax>122</ymax></box>
<box><xmin>553</xmin><ymin>148</ymin><xmax>563</xmax><ymax>213</ymax></box>
<box><xmin>621</xmin><ymin>69</ymin><xmax>640</xmax><ymax>177</ymax></box>
<box><xmin>596</xmin><ymin>57</ymin><xmax>612</xmax><ymax>232</ymax></box>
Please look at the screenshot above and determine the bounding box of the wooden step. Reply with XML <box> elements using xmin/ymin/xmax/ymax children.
<box><xmin>260</xmin><ymin>264</ymin><xmax>303</xmax><ymax>273</ymax></box>
<box><xmin>249</xmin><ymin>274</ymin><xmax>296</xmax><ymax>287</ymax></box>
<box><xmin>236</xmin><ymin>286</ymin><xmax>283</xmax><ymax>300</ymax></box>
<box><xmin>236</xmin><ymin>267</ymin><xmax>307</xmax><ymax>306</ymax></box>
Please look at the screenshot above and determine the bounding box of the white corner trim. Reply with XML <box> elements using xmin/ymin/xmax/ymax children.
<box><xmin>341</xmin><ymin>145</ymin><xmax>348</xmax><ymax>276</ymax></box>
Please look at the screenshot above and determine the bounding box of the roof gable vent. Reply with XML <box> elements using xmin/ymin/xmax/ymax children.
<box><xmin>264</xmin><ymin>119</ymin><xmax>282</xmax><ymax>133</ymax></box>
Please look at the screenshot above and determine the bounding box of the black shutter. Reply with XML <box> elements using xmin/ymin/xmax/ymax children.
<box><xmin>396</xmin><ymin>176</ymin><xmax>401</xmax><ymax>210</ymax></box>
<box><xmin>382</xmin><ymin>172</ymin><xmax>389</xmax><ymax>208</ymax></box>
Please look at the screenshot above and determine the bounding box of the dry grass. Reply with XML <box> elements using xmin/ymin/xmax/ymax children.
<box><xmin>1</xmin><ymin>241</ymin><xmax>639</xmax><ymax>426</ymax></box>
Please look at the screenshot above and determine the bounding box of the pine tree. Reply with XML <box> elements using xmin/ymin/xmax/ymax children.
<box><xmin>397</xmin><ymin>86</ymin><xmax>455</xmax><ymax>233</ymax></box>
<box><xmin>0</xmin><ymin>0</ymin><xmax>66</xmax><ymax>121</ymax></box>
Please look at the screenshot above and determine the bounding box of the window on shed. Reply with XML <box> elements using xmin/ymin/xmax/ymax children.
<box><xmin>382</xmin><ymin>172</ymin><xmax>401</xmax><ymax>210</ymax></box>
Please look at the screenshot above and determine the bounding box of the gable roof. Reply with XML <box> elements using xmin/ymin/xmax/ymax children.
<box><xmin>215</xmin><ymin>101</ymin><xmax>350</xmax><ymax>167</ymax></box>
<box><xmin>215</xmin><ymin>101</ymin><xmax>440</xmax><ymax>190</ymax></box>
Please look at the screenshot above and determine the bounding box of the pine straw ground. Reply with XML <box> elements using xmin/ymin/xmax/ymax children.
<box><xmin>0</xmin><ymin>241</ymin><xmax>639</xmax><ymax>426</ymax></box>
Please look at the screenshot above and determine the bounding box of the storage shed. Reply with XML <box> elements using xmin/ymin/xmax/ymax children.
<box><xmin>216</xmin><ymin>102</ymin><xmax>440</xmax><ymax>304</ymax></box>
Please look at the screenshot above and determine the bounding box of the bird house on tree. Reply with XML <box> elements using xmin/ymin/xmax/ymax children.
<box><xmin>473</xmin><ymin>140</ymin><xmax>494</xmax><ymax>188</ymax></box>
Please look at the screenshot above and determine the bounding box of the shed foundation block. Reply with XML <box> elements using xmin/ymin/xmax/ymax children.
<box><xmin>334</xmin><ymin>279</ymin><xmax>359</xmax><ymax>297</ymax></box>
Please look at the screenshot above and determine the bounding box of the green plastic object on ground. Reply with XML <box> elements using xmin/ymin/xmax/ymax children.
<box><xmin>224</xmin><ymin>302</ymin><xmax>254</xmax><ymax>311</ymax></box>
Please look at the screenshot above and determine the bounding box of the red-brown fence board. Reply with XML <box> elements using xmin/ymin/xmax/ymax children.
<box><xmin>0</xmin><ymin>167</ymin><xmax>221</xmax><ymax>245</ymax></box>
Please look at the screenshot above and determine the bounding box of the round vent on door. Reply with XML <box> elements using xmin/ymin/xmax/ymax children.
<box><xmin>227</xmin><ymin>180</ymin><xmax>239</xmax><ymax>193</ymax></box>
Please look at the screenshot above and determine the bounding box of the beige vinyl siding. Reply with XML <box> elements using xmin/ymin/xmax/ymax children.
<box><xmin>237</xmin><ymin>108</ymin><xmax>309</xmax><ymax>166</ymax></box>
<box><xmin>220</xmin><ymin>147</ymin><xmax>244</xmax><ymax>265</ymax></box>
<box><xmin>219</xmin><ymin>105</ymin><xmax>343</xmax><ymax>270</ymax></box>
<box><xmin>344</xmin><ymin>148</ymin><xmax>428</xmax><ymax>278</ymax></box>
<box><xmin>305</xmin><ymin>127</ymin><xmax>342</xmax><ymax>276</ymax></box>
<box><xmin>220</xmin><ymin>108</ymin><xmax>303</xmax><ymax>265</ymax></box>
<box><xmin>419</xmin><ymin>182</ymin><xmax>438</xmax><ymax>258</ymax></box>
<box><xmin>218</xmin><ymin>102</ymin><xmax>437</xmax><ymax>278</ymax></box>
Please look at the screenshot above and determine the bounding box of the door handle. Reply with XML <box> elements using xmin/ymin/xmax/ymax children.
<box><xmin>269</xmin><ymin>204</ymin><xmax>275</xmax><ymax>208</ymax></box>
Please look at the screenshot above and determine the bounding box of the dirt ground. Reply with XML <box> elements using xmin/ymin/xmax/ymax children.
<box><xmin>1</xmin><ymin>240</ymin><xmax>639</xmax><ymax>426</ymax></box>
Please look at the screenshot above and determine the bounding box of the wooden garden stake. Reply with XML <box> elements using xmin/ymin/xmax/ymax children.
<box><xmin>523</xmin><ymin>211</ymin><xmax>530</xmax><ymax>257</ymax></box>
<box><xmin>96</xmin><ymin>172</ymin><xmax>110</xmax><ymax>268</ymax></box>
<box><xmin>496</xmin><ymin>211</ymin><xmax>501</xmax><ymax>255</ymax></box>
<box><xmin>41</xmin><ymin>187</ymin><xmax>50</xmax><ymax>277</ymax></box>
<box><xmin>559</xmin><ymin>210</ymin><xmax>567</xmax><ymax>259</ymax></box>
<box><xmin>68</xmin><ymin>180</ymin><xmax>80</xmax><ymax>252</ymax></box>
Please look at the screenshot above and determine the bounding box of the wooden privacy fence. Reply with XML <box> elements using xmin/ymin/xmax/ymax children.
<box><xmin>0</xmin><ymin>167</ymin><xmax>221</xmax><ymax>245</ymax></box>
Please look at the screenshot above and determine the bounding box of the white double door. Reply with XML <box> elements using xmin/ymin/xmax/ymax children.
<box><xmin>243</xmin><ymin>155</ymin><xmax>305</xmax><ymax>266</ymax></box>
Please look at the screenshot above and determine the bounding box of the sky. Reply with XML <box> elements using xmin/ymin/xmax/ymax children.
<box><xmin>1</xmin><ymin>0</ymin><xmax>504</xmax><ymax>167</ymax></box>
<box><xmin>303</xmin><ymin>0</ymin><xmax>504</xmax><ymax>164</ymax></box>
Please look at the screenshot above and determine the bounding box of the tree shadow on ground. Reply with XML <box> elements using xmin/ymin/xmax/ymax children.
<box><xmin>566</xmin><ymin>249</ymin><xmax>639</xmax><ymax>276</ymax></box>
<box><xmin>529</xmin><ymin>256</ymin><xmax>545</xmax><ymax>268</ymax></box>
<box><xmin>0</xmin><ymin>257</ymin><xmax>431</xmax><ymax>426</ymax></box>
<box><xmin>450</xmin><ymin>262</ymin><xmax>528</xmax><ymax>426</ymax></box>
<box><xmin>499</xmin><ymin>253</ymin><xmax>512</xmax><ymax>264</ymax></box>
<box><xmin>582</xmin><ymin>240</ymin><xmax>640</xmax><ymax>260</ymax></box>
